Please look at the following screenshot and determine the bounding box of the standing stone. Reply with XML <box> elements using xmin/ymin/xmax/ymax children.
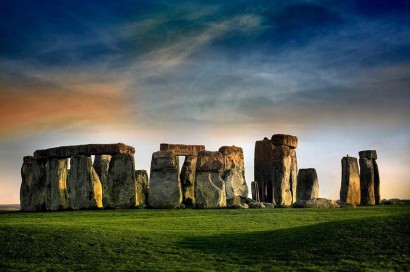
<box><xmin>340</xmin><ymin>157</ymin><xmax>360</xmax><ymax>205</ymax></box>
<box><xmin>219</xmin><ymin>146</ymin><xmax>248</xmax><ymax>205</ymax></box>
<box><xmin>251</xmin><ymin>181</ymin><xmax>260</xmax><ymax>202</ymax></box>
<box><xmin>93</xmin><ymin>155</ymin><xmax>112</xmax><ymax>207</ymax></box>
<box><xmin>27</xmin><ymin>159</ymin><xmax>48</xmax><ymax>211</ymax></box>
<box><xmin>135</xmin><ymin>170</ymin><xmax>149</xmax><ymax>207</ymax></box>
<box><xmin>195</xmin><ymin>151</ymin><xmax>226</xmax><ymax>208</ymax></box>
<box><xmin>271</xmin><ymin>145</ymin><xmax>294</xmax><ymax>206</ymax></box>
<box><xmin>297</xmin><ymin>168</ymin><xmax>319</xmax><ymax>201</ymax></box>
<box><xmin>47</xmin><ymin>158</ymin><xmax>69</xmax><ymax>210</ymax></box>
<box><xmin>359</xmin><ymin>150</ymin><xmax>379</xmax><ymax>206</ymax></box>
<box><xmin>148</xmin><ymin>151</ymin><xmax>182</xmax><ymax>208</ymax></box>
<box><xmin>254</xmin><ymin>134</ymin><xmax>298</xmax><ymax>206</ymax></box>
<box><xmin>373</xmin><ymin>160</ymin><xmax>380</xmax><ymax>205</ymax></box>
<box><xmin>67</xmin><ymin>155</ymin><xmax>103</xmax><ymax>210</ymax></box>
<box><xmin>254</xmin><ymin>138</ymin><xmax>274</xmax><ymax>202</ymax></box>
<box><xmin>20</xmin><ymin>156</ymin><xmax>34</xmax><ymax>211</ymax></box>
<box><xmin>180</xmin><ymin>156</ymin><xmax>197</xmax><ymax>207</ymax></box>
<box><xmin>107</xmin><ymin>153</ymin><xmax>137</xmax><ymax>209</ymax></box>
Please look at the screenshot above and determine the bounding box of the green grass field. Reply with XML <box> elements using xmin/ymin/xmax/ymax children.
<box><xmin>1</xmin><ymin>205</ymin><xmax>409</xmax><ymax>271</ymax></box>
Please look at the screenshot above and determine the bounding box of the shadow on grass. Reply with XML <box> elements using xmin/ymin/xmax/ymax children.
<box><xmin>178</xmin><ymin>214</ymin><xmax>410</xmax><ymax>270</ymax></box>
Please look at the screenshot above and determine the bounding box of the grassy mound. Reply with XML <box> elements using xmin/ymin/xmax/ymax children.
<box><xmin>1</xmin><ymin>205</ymin><xmax>409</xmax><ymax>271</ymax></box>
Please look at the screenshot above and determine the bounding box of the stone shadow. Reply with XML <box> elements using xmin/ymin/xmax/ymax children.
<box><xmin>177</xmin><ymin>214</ymin><xmax>409</xmax><ymax>270</ymax></box>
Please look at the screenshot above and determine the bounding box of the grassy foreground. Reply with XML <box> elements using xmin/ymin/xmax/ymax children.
<box><xmin>1</xmin><ymin>205</ymin><xmax>409</xmax><ymax>271</ymax></box>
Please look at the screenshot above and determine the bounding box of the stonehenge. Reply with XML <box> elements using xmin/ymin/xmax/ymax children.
<box><xmin>20</xmin><ymin>143</ymin><xmax>140</xmax><ymax>211</ymax></box>
<box><xmin>19</xmin><ymin>138</ymin><xmax>382</xmax><ymax>211</ymax></box>
<box><xmin>254</xmin><ymin>134</ymin><xmax>298</xmax><ymax>206</ymax></box>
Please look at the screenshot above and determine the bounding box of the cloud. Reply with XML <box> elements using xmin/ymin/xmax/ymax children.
<box><xmin>0</xmin><ymin>64</ymin><xmax>133</xmax><ymax>136</ymax></box>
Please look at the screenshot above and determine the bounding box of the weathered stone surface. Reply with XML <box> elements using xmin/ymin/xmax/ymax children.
<box><xmin>23</xmin><ymin>156</ymin><xmax>33</xmax><ymax>163</ymax></box>
<box><xmin>135</xmin><ymin>170</ymin><xmax>148</xmax><ymax>207</ymax></box>
<box><xmin>290</xmin><ymin>148</ymin><xmax>298</xmax><ymax>203</ymax></box>
<box><xmin>293</xmin><ymin>198</ymin><xmax>339</xmax><ymax>208</ymax></box>
<box><xmin>272</xmin><ymin>145</ymin><xmax>296</xmax><ymax>206</ymax></box>
<box><xmin>47</xmin><ymin>158</ymin><xmax>69</xmax><ymax>210</ymax></box>
<box><xmin>160</xmin><ymin>143</ymin><xmax>205</xmax><ymax>156</ymax></box>
<box><xmin>34</xmin><ymin>143</ymin><xmax>135</xmax><ymax>159</ymax></box>
<box><xmin>262</xmin><ymin>202</ymin><xmax>275</xmax><ymax>208</ymax></box>
<box><xmin>271</xmin><ymin>134</ymin><xmax>298</xmax><ymax>149</ymax></box>
<box><xmin>20</xmin><ymin>158</ymin><xmax>34</xmax><ymax>211</ymax></box>
<box><xmin>251</xmin><ymin>181</ymin><xmax>260</xmax><ymax>202</ymax></box>
<box><xmin>180</xmin><ymin>156</ymin><xmax>197</xmax><ymax>207</ymax></box>
<box><xmin>228</xmin><ymin>203</ymin><xmax>249</xmax><ymax>209</ymax></box>
<box><xmin>359</xmin><ymin>150</ymin><xmax>377</xmax><ymax>160</ymax></box>
<box><xmin>196</xmin><ymin>151</ymin><xmax>224</xmax><ymax>172</ymax></box>
<box><xmin>67</xmin><ymin>155</ymin><xmax>103</xmax><ymax>210</ymax></box>
<box><xmin>149</xmin><ymin>151</ymin><xmax>182</xmax><ymax>208</ymax></box>
<box><xmin>93</xmin><ymin>155</ymin><xmax>112</xmax><ymax>207</ymax></box>
<box><xmin>337</xmin><ymin>200</ymin><xmax>356</xmax><ymax>208</ymax></box>
<box><xmin>248</xmin><ymin>201</ymin><xmax>265</xmax><ymax>208</ymax></box>
<box><xmin>254</xmin><ymin>138</ymin><xmax>274</xmax><ymax>202</ymax></box>
<box><xmin>373</xmin><ymin>160</ymin><xmax>380</xmax><ymax>205</ymax></box>
<box><xmin>195</xmin><ymin>172</ymin><xmax>226</xmax><ymax>208</ymax></box>
<box><xmin>27</xmin><ymin>159</ymin><xmax>48</xmax><ymax>211</ymax></box>
<box><xmin>151</xmin><ymin>151</ymin><xmax>179</xmax><ymax>170</ymax></box>
<box><xmin>219</xmin><ymin>146</ymin><xmax>248</xmax><ymax>205</ymax></box>
<box><xmin>222</xmin><ymin>169</ymin><xmax>248</xmax><ymax>205</ymax></box>
<box><xmin>107</xmin><ymin>153</ymin><xmax>137</xmax><ymax>209</ymax></box>
<box><xmin>219</xmin><ymin>146</ymin><xmax>244</xmax><ymax>170</ymax></box>
<box><xmin>381</xmin><ymin>198</ymin><xmax>405</xmax><ymax>205</ymax></box>
<box><xmin>340</xmin><ymin>157</ymin><xmax>360</xmax><ymax>205</ymax></box>
<box><xmin>360</xmin><ymin>158</ymin><xmax>375</xmax><ymax>206</ymax></box>
<box><xmin>297</xmin><ymin>168</ymin><xmax>319</xmax><ymax>201</ymax></box>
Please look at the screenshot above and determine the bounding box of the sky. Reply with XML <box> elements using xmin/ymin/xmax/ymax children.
<box><xmin>1</xmin><ymin>0</ymin><xmax>409</xmax><ymax>204</ymax></box>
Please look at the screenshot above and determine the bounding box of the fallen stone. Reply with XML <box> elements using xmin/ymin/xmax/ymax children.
<box><xmin>34</xmin><ymin>143</ymin><xmax>135</xmax><ymax>159</ymax></box>
<box><xmin>359</xmin><ymin>150</ymin><xmax>377</xmax><ymax>160</ymax></box>
<box><xmin>262</xmin><ymin>202</ymin><xmax>275</xmax><ymax>208</ymax></box>
<box><xmin>93</xmin><ymin>155</ymin><xmax>112</xmax><ymax>207</ymax></box>
<box><xmin>107</xmin><ymin>153</ymin><xmax>137</xmax><ymax>209</ymax></box>
<box><xmin>136</xmin><ymin>170</ymin><xmax>149</xmax><ymax>206</ymax></box>
<box><xmin>248</xmin><ymin>201</ymin><xmax>265</xmax><ymax>208</ymax></box>
<box><xmin>228</xmin><ymin>203</ymin><xmax>249</xmax><ymax>209</ymax></box>
<box><xmin>20</xmin><ymin>157</ymin><xmax>34</xmax><ymax>211</ymax></box>
<box><xmin>67</xmin><ymin>155</ymin><xmax>103</xmax><ymax>210</ymax></box>
<box><xmin>160</xmin><ymin>143</ymin><xmax>205</xmax><ymax>156</ymax></box>
<box><xmin>337</xmin><ymin>200</ymin><xmax>356</xmax><ymax>208</ymax></box>
<box><xmin>180</xmin><ymin>156</ymin><xmax>197</xmax><ymax>207</ymax></box>
<box><xmin>293</xmin><ymin>198</ymin><xmax>339</xmax><ymax>208</ymax></box>
<box><xmin>47</xmin><ymin>158</ymin><xmax>69</xmax><ymax>210</ymax></box>
<box><xmin>297</xmin><ymin>168</ymin><xmax>319</xmax><ymax>201</ymax></box>
<box><xmin>271</xmin><ymin>134</ymin><xmax>298</xmax><ymax>149</ymax></box>
<box><xmin>340</xmin><ymin>157</ymin><xmax>361</xmax><ymax>205</ymax></box>
<box><xmin>381</xmin><ymin>198</ymin><xmax>405</xmax><ymax>205</ymax></box>
<box><xmin>149</xmin><ymin>151</ymin><xmax>182</xmax><ymax>208</ymax></box>
<box><xmin>359</xmin><ymin>158</ymin><xmax>375</xmax><ymax>206</ymax></box>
